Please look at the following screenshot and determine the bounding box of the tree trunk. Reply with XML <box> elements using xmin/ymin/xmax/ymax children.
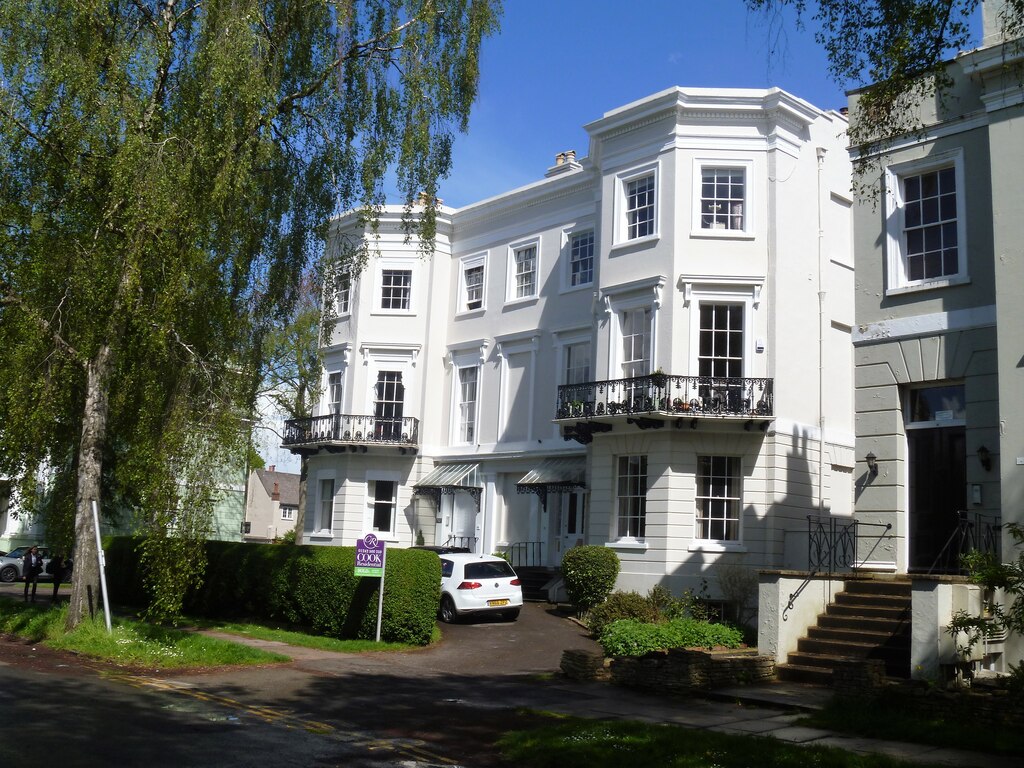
<box><xmin>294</xmin><ymin>455</ymin><xmax>308</xmax><ymax>544</ymax></box>
<box><xmin>66</xmin><ymin>345</ymin><xmax>113</xmax><ymax>630</ymax></box>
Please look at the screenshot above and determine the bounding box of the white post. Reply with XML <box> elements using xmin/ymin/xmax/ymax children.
<box><xmin>375</xmin><ymin>544</ymin><xmax>387</xmax><ymax>643</ymax></box>
<box><xmin>91</xmin><ymin>500</ymin><xmax>113</xmax><ymax>633</ymax></box>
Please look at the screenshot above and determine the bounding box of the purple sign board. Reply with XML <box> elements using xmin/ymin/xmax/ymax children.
<box><xmin>355</xmin><ymin>533</ymin><xmax>386</xmax><ymax>577</ymax></box>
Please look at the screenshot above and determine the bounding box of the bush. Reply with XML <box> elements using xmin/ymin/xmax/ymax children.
<box><xmin>104</xmin><ymin>537</ymin><xmax>440</xmax><ymax>645</ymax></box>
<box><xmin>561</xmin><ymin>546</ymin><xmax>619</xmax><ymax>613</ymax></box>
<box><xmin>587</xmin><ymin>591</ymin><xmax>659</xmax><ymax>637</ymax></box>
<box><xmin>598</xmin><ymin>617</ymin><xmax>744</xmax><ymax>657</ymax></box>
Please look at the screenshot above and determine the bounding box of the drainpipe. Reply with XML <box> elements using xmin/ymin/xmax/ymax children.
<box><xmin>816</xmin><ymin>146</ymin><xmax>827</xmax><ymax>514</ymax></box>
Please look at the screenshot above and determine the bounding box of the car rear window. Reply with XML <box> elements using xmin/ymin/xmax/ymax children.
<box><xmin>440</xmin><ymin>559</ymin><xmax>454</xmax><ymax>578</ymax></box>
<box><xmin>464</xmin><ymin>560</ymin><xmax>516</xmax><ymax>579</ymax></box>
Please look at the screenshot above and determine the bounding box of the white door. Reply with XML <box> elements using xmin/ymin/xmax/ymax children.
<box><xmin>557</xmin><ymin>490</ymin><xmax>587</xmax><ymax>565</ymax></box>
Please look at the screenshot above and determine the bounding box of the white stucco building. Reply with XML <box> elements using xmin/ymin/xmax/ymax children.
<box><xmin>284</xmin><ymin>86</ymin><xmax>854</xmax><ymax>606</ymax></box>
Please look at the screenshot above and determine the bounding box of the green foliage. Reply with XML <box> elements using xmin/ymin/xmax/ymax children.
<box><xmin>106</xmin><ymin>537</ymin><xmax>440</xmax><ymax>645</ymax></box>
<box><xmin>279</xmin><ymin>529</ymin><xmax>297</xmax><ymax>545</ymax></box>
<box><xmin>598</xmin><ymin>618</ymin><xmax>744</xmax><ymax>658</ymax></box>
<box><xmin>949</xmin><ymin>522</ymin><xmax>1024</xmax><ymax>659</ymax></box>
<box><xmin>586</xmin><ymin>591</ymin><xmax>660</xmax><ymax>638</ymax></box>
<box><xmin>561</xmin><ymin>546</ymin><xmax>620</xmax><ymax>613</ymax></box>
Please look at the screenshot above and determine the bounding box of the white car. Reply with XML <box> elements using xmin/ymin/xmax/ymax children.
<box><xmin>438</xmin><ymin>553</ymin><xmax>523</xmax><ymax>623</ymax></box>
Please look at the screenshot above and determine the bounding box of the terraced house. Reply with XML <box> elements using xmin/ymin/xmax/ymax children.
<box><xmin>284</xmin><ymin>86</ymin><xmax>854</xmax><ymax>607</ymax></box>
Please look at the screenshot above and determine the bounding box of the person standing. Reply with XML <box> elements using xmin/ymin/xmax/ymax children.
<box><xmin>49</xmin><ymin>553</ymin><xmax>69</xmax><ymax>600</ymax></box>
<box><xmin>22</xmin><ymin>545</ymin><xmax>44</xmax><ymax>602</ymax></box>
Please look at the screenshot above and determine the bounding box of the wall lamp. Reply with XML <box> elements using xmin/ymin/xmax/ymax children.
<box><xmin>865</xmin><ymin>452</ymin><xmax>879</xmax><ymax>477</ymax></box>
<box><xmin>977</xmin><ymin>445</ymin><xmax>992</xmax><ymax>472</ymax></box>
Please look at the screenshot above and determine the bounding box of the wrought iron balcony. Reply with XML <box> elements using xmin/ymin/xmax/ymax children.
<box><xmin>555</xmin><ymin>373</ymin><xmax>773</xmax><ymax>422</ymax></box>
<box><xmin>282</xmin><ymin>413</ymin><xmax>419</xmax><ymax>451</ymax></box>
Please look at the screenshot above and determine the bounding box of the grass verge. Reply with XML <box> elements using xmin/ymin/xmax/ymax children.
<box><xmin>197</xmin><ymin>619</ymin><xmax>419</xmax><ymax>653</ymax></box>
<box><xmin>497</xmin><ymin>715</ymin><xmax>950</xmax><ymax>768</ymax></box>
<box><xmin>0</xmin><ymin>600</ymin><xmax>288</xmax><ymax>668</ymax></box>
<box><xmin>799</xmin><ymin>691</ymin><xmax>1024</xmax><ymax>757</ymax></box>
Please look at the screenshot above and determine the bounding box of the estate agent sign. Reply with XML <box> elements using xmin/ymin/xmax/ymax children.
<box><xmin>355</xmin><ymin>533</ymin><xmax>386</xmax><ymax>577</ymax></box>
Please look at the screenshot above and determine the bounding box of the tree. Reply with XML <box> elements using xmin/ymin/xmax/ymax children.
<box><xmin>746</xmin><ymin>1</ymin><xmax>1024</xmax><ymax>152</ymax></box>
<box><xmin>0</xmin><ymin>0</ymin><xmax>500</xmax><ymax>628</ymax></box>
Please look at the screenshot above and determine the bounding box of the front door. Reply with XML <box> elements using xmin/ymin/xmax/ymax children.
<box><xmin>556</xmin><ymin>490</ymin><xmax>587</xmax><ymax>565</ymax></box>
<box><xmin>908</xmin><ymin>426</ymin><xmax>966</xmax><ymax>571</ymax></box>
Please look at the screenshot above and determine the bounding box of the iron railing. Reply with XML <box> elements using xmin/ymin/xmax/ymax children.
<box><xmin>444</xmin><ymin>536</ymin><xmax>477</xmax><ymax>551</ymax></box>
<box><xmin>556</xmin><ymin>373</ymin><xmax>773</xmax><ymax>420</ymax></box>
<box><xmin>807</xmin><ymin>515</ymin><xmax>893</xmax><ymax>575</ymax></box>
<box><xmin>282</xmin><ymin>414</ymin><xmax>419</xmax><ymax>447</ymax></box>
<box><xmin>926</xmin><ymin>510</ymin><xmax>1001</xmax><ymax>575</ymax></box>
<box><xmin>503</xmin><ymin>540</ymin><xmax>544</xmax><ymax>568</ymax></box>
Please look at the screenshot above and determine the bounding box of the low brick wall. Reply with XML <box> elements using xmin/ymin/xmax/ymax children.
<box><xmin>606</xmin><ymin>648</ymin><xmax>775</xmax><ymax>694</ymax></box>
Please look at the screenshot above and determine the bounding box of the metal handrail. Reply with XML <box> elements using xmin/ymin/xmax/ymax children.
<box><xmin>503</xmin><ymin>540</ymin><xmax>544</xmax><ymax>568</ymax></box>
<box><xmin>806</xmin><ymin>516</ymin><xmax>893</xmax><ymax>575</ymax></box>
<box><xmin>556</xmin><ymin>373</ymin><xmax>773</xmax><ymax>420</ymax></box>
<box><xmin>925</xmin><ymin>510</ymin><xmax>1001</xmax><ymax>575</ymax></box>
<box><xmin>444</xmin><ymin>536</ymin><xmax>477</xmax><ymax>551</ymax></box>
<box><xmin>282</xmin><ymin>413</ymin><xmax>420</xmax><ymax>446</ymax></box>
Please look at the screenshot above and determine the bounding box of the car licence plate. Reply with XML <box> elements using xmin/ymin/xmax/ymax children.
<box><xmin>487</xmin><ymin>599</ymin><xmax>509</xmax><ymax>607</ymax></box>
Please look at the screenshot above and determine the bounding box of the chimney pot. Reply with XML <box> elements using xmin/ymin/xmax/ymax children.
<box><xmin>268</xmin><ymin>464</ymin><xmax>275</xmax><ymax>472</ymax></box>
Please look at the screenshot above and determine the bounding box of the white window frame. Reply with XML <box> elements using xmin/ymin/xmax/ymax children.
<box><xmin>365</xmin><ymin>474</ymin><xmax>400</xmax><ymax>538</ymax></box>
<box><xmin>693</xmin><ymin>455</ymin><xmax>743</xmax><ymax>544</ymax></box>
<box><xmin>601</xmin><ymin>276</ymin><xmax>665</xmax><ymax>382</ymax></box>
<box><xmin>313</xmin><ymin>474</ymin><xmax>336</xmax><ymax>538</ymax></box>
<box><xmin>326</xmin><ymin>370</ymin><xmax>344</xmax><ymax>415</ymax></box>
<box><xmin>614</xmin><ymin>163</ymin><xmax>659</xmax><ymax>246</ymax></box>
<box><xmin>372</xmin><ymin>258</ymin><xmax>418</xmax><ymax>315</ymax></box>
<box><xmin>447</xmin><ymin>343</ymin><xmax>487</xmax><ymax>446</ymax></box>
<box><xmin>456</xmin><ymin>364</ymin><xmax>479</xmax><ymax>445</ymax></box>
<box><xmin>563</xmin><ymin>340</ymin><xmax>592</xmax><ymax>386</ymax></box>
<box><xmin>692</xmin><ymin>158</ymin><xmax>755</xmax><ymax>238</ymax></box>
<box><xmin>615</xmin><ymin>454</ymin><xmax>648</xmax><ymax>542</ymax></box>
<box><xmin>280</xmin><ymin>506</ymin><xmax>296</xmax><ymax>522</ymax></box>
<box><xmin>458</xmin><ymin>253</ymin><xmax>486</xmax><ymax>314</ymax></box>
<box><xmin>565</xmin><ymin>229</ymin><xmax>595</xmax><ymax>290</ymax></box>
<box><xmin>335</xmin><ymin>267</ymin><xmax>352</xmax><ymax>316</ymax></box>
<box><xmin>506</xmin><ymin>238</ymin><xmax>540</xmax><ymax>303</ymax></box>
<box><xmin>684</xmin><ymin>282</ymin><xmax>759</xmax><ymax>379</ymax></box>
<box><xmin>884</xmin><ymin>149</ymin><xmax>968</xmax><ymax>295</ymax></box>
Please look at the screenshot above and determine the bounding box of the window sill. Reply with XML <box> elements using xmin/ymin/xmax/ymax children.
<box><xmin>688</xmin><ymin>542</ymin><xmax>746</xmax><ymax>554</ymax></box>
<box><xmin>605</xmin><ymin>539</ymin><xmax>648</xmax><ymax>552</ymax></box>
<box><xmin>610</xmin><ymin>234</ymin><xmax>659</xmax><ymax>253</ymax></box>
<box><xmin>560</xmin><ymin>281</ymin><xmax>594</xmax><ymax>295</ymax></box>
<box><xmin>455</xmin><ymin>307</ymin><xmax>486</xmax><ymax>318</ymax></box>
<box><xmin>886</xmin><ymin>274</ymin><xmax>970</xmax><ymax>296</ymax></box>
<box><xmin>503</xmin><ymin>296</ymin><xmax>539</xmax><ymax>309</ymax></box>
<box><xmin>689</xmin><ymin>229</ymin><xmax>755</xmax><ymax>241</ymax></box>
<box><xmin>309</xmin><ymin>531</ymin><xmax>334</xmax><ymax>541</ymax></box>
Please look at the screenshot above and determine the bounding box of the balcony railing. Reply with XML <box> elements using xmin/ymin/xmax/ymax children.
<box><xmin>555</xmin><ymin>373</ymin><xmax>773</xmax><ymax>421</ymax></box>
<box><xmin>282</xmin><ymin>413</ymin><xmax>419</xmax><ymax>448</ymax></box>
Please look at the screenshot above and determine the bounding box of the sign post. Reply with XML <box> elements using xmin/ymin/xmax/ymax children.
<box><xmin>355</xmin><ymin>533</ymin><xmax>386</xmax><ymax>642</ymax></box>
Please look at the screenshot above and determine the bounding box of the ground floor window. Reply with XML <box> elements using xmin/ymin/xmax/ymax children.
<box><xmin>318</xmin><ymin>478</ymin><xmax>335</xmax><ymax>532</ymax></box>
<box><xmin>616</xmin><ymin>455</ymin><xmax>647</xmax><ymax>539</ymax></box>
<box><xmin>696</xmin><ymin>456</ymin><xmax>740</xmax><ymax>541</ymax></box>
<box><xmin>370</xmin><ymin>480</ymin><xmax>397</xmax><ymax>533</ymax></box>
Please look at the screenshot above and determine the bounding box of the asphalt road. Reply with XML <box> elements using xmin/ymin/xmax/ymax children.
<box><xmin>0</xmin><ymin>596</ymin><xmax>600</xmax><ymax>767</ymax></box>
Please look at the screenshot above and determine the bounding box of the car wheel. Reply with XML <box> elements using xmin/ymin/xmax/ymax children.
<box><xmin>501</xmin><ymin>608</ymin><xmax>520</xmax><ymax>622</ymax></box>
<box><xmin>0</xmin><ymin>566</ymin><xmax>18</xmax><ymax>583</ymax></box>
<box><xmin>439</xmin><ymin>595</ymin><xmax>458</xmax><ymax>624</ymax></box>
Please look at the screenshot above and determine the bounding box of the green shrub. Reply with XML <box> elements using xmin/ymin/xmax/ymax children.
<box><xmin>598</xmin><ymin>617</ymin><xmax>744</xmax><ymax>657</ymax></box>
<box><xmin>104</xmin><ymin>536</ymin><xmax>440</xmax><ymax>645</ymax></box>
<box><xmin>561</xmin><ymin>546</ymin><xmax>619</xmax><ymax>613</ymax></box>
<box><xmin>587</xmin><ymin>591</ymin><xmax>659</xmax><ymax>637</ymax></box>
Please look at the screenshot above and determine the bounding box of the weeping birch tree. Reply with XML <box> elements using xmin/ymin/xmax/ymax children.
<box><xmin>0</xmin><ymin>0</ymin><xmax>499</xmax><ymax>628</ymax></box>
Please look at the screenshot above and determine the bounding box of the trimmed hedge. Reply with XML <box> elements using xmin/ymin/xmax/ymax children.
<box><xmin>561</xmin><ymin>545</ymin><xmax>620</xmax><ymax>613</ymax></box>
<box><xmin>104</xmin><ymin>537</ymin><xmax>440</xmax><ymax>645</ymax></box>
<box><xmin>599</xmin><ymin>618</ymin><xmax>745</xmax><ymax>657</ymax></box>
<box><xmin>587</xmin><ymin>591</ymin><xmax>660</xmax><ymax>637</ymax></box>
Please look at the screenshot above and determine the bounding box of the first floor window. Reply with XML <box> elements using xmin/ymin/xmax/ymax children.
<box><xmin>458</xmin><ymin>366</ymin><xmax>478</xmax><ymax>443</ymax></box>
<box><xmin>328</xmin><ymin>372</ymin><xmax>343</xmax><ymax>414</ymax></box>
<box><xmin>280</xmin><ymin>506</ymin><xmax>296</xmax><ymax>521</ymax></box>
<box><xmin>701</xmin><ymin>168</ymin><xmax>745</xmax><ymax>230</ymax></box>
<box><xmin>903</xmin><ymin>167</ymin><xmax>958</xmax><ymax>282</ymax></box>
<box><xmin>626</xmin><ymin>174</ymin><xmax>655</xmax><ymax>239</ymax></box>
<box><xmin>374</xmin><ymin>371</ymin><xmax>404</xmax><ymax>440</ymax></box>
<box><xmin>616</xmin><ymin>455</ymin><xmax>647</xmax><ymax>539</ymax></box>
<box><xmin>696</xmin><ymin>456</ymin><xmax>741</xmax><ymax>541</ymax></box>
<box><xmin>569</xmin><ymin>231</ymin><xmax>594</xmax><ymax>286</ymax></box>
<box><xmin>381</xmin><ymin>269</ymin><xmax>412</xmax><ymax>310</ymax></box>
<box><xmin>621</xmin><ymin>307</ymin><xmax>651</xmax><ymax>379</ymax></box>
<box><xmin>318</xmin><ymin>478</ymin><xmax>335</xmax><ymax>532</ymax></box>
<box><xmin>564</xmin><ymin>341</ymin><xmax>592</xmax><ymax>386</ymax></box>
<box><xmin>335</xmin><ymin>269</ymin><xmax>351</xmax><ymax>314</ymax></box>
<box><xmin>371</xmin><ymin>480</ymin><xmax>397</xmax><ymax>533</ymax></box>
<box><xmin>698</xmin><ymin>304</ymin><xmax>743</xmax><ymax>379</ymax></box>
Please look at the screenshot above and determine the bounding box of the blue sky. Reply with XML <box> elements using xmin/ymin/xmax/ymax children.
<box><xmin>435</xmin><ymin>0</ymin><xmax>980</xmax><ymax>208</ymax></box>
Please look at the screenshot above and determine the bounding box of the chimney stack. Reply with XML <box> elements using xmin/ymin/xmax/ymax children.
<box><xmin>545</xmin><ymin>149</ymin><xmax>580</xmax><ymax>177</ymax></box>
<box><xmin>272</xmin><ymin>482</ymin><xmax>280</xmax><ymax>501</ymax></box>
